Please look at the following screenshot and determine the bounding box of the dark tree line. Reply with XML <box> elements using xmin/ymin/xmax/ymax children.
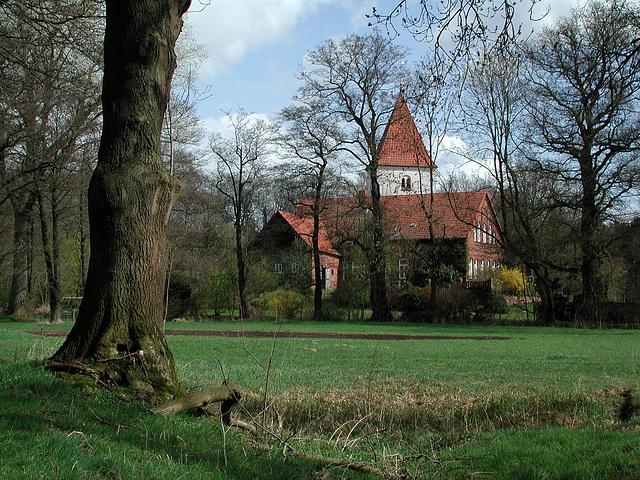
<box><xmin>460</xmin><ymin>0</ymin><xmax>640</xmax><ymax>325</ymax></box>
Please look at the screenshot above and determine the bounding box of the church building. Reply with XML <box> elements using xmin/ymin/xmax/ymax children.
<box><xmin>256</xmin><ymin>93</ymin><xmax>504</xmax><ymax>290</ymax></box>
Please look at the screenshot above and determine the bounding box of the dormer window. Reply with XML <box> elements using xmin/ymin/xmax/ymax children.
<box><xmin>401</xmin><ymin>175</ymin><xmax>412</xmax><ymax>191</ymax></box>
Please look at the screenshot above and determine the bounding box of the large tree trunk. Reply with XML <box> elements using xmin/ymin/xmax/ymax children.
<box><xmin>312</xmin><ymin>170</ymin><xmax>325</xmax><ymax>319</ymax></box>
<box><xmin>78</xmin><ymin>189</ymin><xmax>88</xmax><ymax>294</ymax></box>
<box><xmin>7</xmin><ymin>193</ymin><xmax>36</xmax><ymax>316</ymax></box>
<box><xmin>235</xmin><ymin>221</ymin><xmax>248</xmax><ymax>319</ymax></box>
<box><xmin>48</xmin><ymin>0</ymin><xmax>190</xmax><ymax>397</ymax></box>
<box><xmin>312</xmin><ymin>223</ymin><xmax>323</xmax><ymax>318</ymax></box>
<box><xmin>528</xmin><ymin>264</ymin><xmax>556</xmax><ymax>326</ymax></box>
<box><xmin>578</xmin><ymin>152</ymin><xmax>602</xmax><ymax>326</ymax></box>
<box><xmin>367</xmin><ymin>171</ymin><xmax>394</xmax><ymax>322</ymax></box>
<box><xmin>37</xmin><ymin>188</ymin><xmax>62</xmax><ymax>323</ymax></box>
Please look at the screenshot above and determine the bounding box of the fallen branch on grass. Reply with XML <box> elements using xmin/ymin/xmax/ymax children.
<box><xmin>150</xmin><ymin>382</ymin><xmax>242</xmax><ymax>423</ymax></box>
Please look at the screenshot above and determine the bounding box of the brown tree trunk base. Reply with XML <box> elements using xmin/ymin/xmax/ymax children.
<box><xmin>46</xmin><ymin>345</ymin><xmax>185</xmax><ymax>398</ymax></box>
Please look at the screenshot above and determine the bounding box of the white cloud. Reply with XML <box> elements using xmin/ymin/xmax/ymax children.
<box><xmin>435</xmin><ymin>135</ymin><xmax>493</xmax><ymax>182</ymax></box>
<box><xmin>186</xmin><ymin>0</ymin><xmax>337</xmax><ymax>79</ymax></box>
<box><xmin>201</xmin><ymin>111</ymin><xmax>273</xmax><ymax>139</ymax></box>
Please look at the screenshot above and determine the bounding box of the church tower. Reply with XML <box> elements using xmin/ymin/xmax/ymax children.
<box><xmin>373</xmin><ymin>92</ymin><xmax>435</xmax><ymax>196</ymax></box>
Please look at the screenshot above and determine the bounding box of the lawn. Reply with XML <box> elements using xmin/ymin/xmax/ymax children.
<box><xmin>0</xmin><ymin>317</ymin><xmax>639</xmax><ymax>479</ymax></box>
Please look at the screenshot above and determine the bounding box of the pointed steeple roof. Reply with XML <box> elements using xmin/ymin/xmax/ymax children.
<box><xmin>378</xmin><ymin>92</ymin><xmax>434</xmax><ymax>168</ymax></box>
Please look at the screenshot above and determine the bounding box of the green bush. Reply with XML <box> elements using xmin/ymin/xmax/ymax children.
<box><xmin>438</xmin><ymin>284</ymin><xmax>478</xmax><ymax>323</ymax></box>
<box><xmin>390</xmin><ymin>283</ymin><xmax>431</xmax><ymax>322</ymax></box>
<box><xmin>203</xmin><ymin>269</ymin><xmax>236</xmax><ymax>316</ymax></box>
<box><xmin>313</xmin><ymin>305</ymin><xmax>347</xmax><ymax>322</ymax></box>
<box><xmin>479</xmin><ymin>292</ymin><xmax>509</xmax><ymax>316</ymax></box>
<box><xmin>330</xmin><ymin>282</ymin><xmax>369</xmax><ymax>310</ymax></box>
<box><xmin>254</xmin><ymin>289</ymin><xmax>308</xmax><ymax>319</ymax></box>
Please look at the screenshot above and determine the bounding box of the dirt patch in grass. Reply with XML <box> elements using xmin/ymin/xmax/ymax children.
<box><xmin>23</xmin><ymin>329</ymin><xmax>510</xmax><ymax>341</ymax></box>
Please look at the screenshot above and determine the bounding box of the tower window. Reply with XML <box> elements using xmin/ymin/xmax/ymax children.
<box><xmin>401</xmin><ymin>175</ymin><xmax>411</xmax><ymax>191</ymax></box>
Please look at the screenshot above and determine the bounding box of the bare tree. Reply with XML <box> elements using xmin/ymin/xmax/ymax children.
<box><xmin>210</xmin><ymin>110</ymin><xmax>276</xmax><ymax>318</ymax></box>
<box><xmin>162</xmin><ymin>21</ymin><xmax>208</xmax><ymax>174</ymax></box>
<box><xmin>524</xmin><ymin>0</ymin><xmax>640</xmax><ymax>324</ymax></box>
<box><xmin>401</xmin><ymin>57</ymin><xmax>460</xmax><ymax>307</ymax></box>
<box><xmin>279</xmin><ymin>97</ymin><xmax>345</xmax><ymax>318</ymax></box>
<box><xmin>48</xmin><ymin>0</ymin><xmax>191</xmax><ymax>396</ymax></box>
<box><xmin>369</xmin><ymin>0</ymin><xmax>544</xmax><ymax>65</ymax></box>
<box><xmin>0</xmin><ymin>0</ymin><xmax>103</xmax><ymax>316</ymax></box>
<box><xmin>299</xmin><ymin>32</ymin><xmax>409</xmax><ymax>322</ymax></box>
<box><xmin>461</xmin><ymin>50</ymin><xmax>584</xmax><ymax>324</ymax></box>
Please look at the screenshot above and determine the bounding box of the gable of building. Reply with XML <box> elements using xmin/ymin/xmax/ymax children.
<box><xmin>378</xmin><ymin>93</ymin><xmax>434</xmax><ymax>169</ymax></box>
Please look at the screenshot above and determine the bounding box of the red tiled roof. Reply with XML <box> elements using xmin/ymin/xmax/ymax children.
<box><xmin>300</xmin><ymin>191</ymin><xmax>496</xmax><ymax>242</ymax></box>
<box><xmin>277</xmin><ymin>210</ymin><xmax>341</xmax><ymax>257</ymax></box>
<box><xmin>378</xmin><ymin>93</ymin><xmax>434</xmax><ymax>168</ymax></box>
<box><xmin>380</xmin><ymin>191</ymin><xmax>489</xmax><ymax>240</ymax></box>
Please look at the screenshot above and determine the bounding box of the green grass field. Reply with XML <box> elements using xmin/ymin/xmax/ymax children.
<box><xmin>1</xmin><ymin>318</ymin><xmax>639</xmax><ymax>479</ymax></box>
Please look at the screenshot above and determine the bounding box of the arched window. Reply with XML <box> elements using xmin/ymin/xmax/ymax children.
<box><xmin>401</xmin><ymin>175</ymin><xmax>411</xmax><ymax>191</ymax></box>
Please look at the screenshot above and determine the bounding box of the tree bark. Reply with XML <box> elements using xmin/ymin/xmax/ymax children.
<box><xmin>37</xmin><ymin>188</ymin><xmax>62</xmax><ymax>323</ymax></box>
<box><xmin>7</xmin><ymin>192</ymin><xmax>36</xmax><ymax>316</ymax></box>
<box><xmin>48</xmin><ymin>0</ymin><xmax>191</xmax><ymax>397</ymax></box>
<box><xmin>235</xmin><ymin>218</ymin><xmax>248</xmax><ymax>319</ymax></box>
<box><xmin>367</xmin><ymin>169</ymin><xmax>394</xmax><ymax>322</ymax></box>
<box><xmin>312</xmin><ymin>210</ymin><xmax>323</xmax><ymax>317</ymax></box>
<box><xmin>578</xmin><ymin>149</ymin><xmax>602</xmax><ymax>326</ymax></box>
<box><xmin>311</xmin><ymin>165</ymin><xmax>326</xmax><ymax>319</ymax></box>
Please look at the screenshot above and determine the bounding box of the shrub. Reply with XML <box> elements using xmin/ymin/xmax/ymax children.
<box><xmin>477</xmin><ymin>292</ymin><xmax>509</xmax><ymax>319</ymax></box>
<box><xmin>254</xmin><ymin>289</ymin><xmax>308</xmax><ymax>319</ymax></box>
<box><xmin>330</xmin><ymin>281</ymin><xmax>369</xmax><ymax>310</ymax></box>
<box><xmin>313</xmin><ymin>305</ymin><xmax>347</xmax><ymax>322</ymax></box>
<box><xmin>437</xmin><ymin>285</ymin><xmax>478</xmax><ymax>323</ymax></box>
<box><xmin>497</xmin><ymin>266</ymin><xmax>531</xmax><ymax>296</ymax></box>
<box><xmin>203</xmin><ymin>269</ymin><xmax>236</xmax><ymax>316</ymax></box>
<box><xmin>390</xmin><ymin>283</ymin><xmax>431</xmax><ymax>322</ymax></box>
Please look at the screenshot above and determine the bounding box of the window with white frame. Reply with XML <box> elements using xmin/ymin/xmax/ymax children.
<box><xmin>398</xmin><ymin>259</ymin><xmax>409</xmax><ymax>280</ymax></box>
<box><xmin>274</xmin><ymin>263</ymin><xmax>283</xmax><ymax>274</ymax></box>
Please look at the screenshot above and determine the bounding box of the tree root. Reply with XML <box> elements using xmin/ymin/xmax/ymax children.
<box><xmin>44</xmin><ymin>360</ymin><xmax>105</xmax><ymax>383</ymax></box>
<box><xmin>150</xmin><ymin>382</ymin><xmax>242</xmax><ymax>422</ymax></box>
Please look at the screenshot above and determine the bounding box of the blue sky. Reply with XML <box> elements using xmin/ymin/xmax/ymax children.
<box><xmin>185</xmin><ymin>0</ymin><xmax>571</xmax><ymax>122</ymax></box>
<box><xmin>184</xmin><ymin>0</ymin><xmax>573</xmax><ymax>176</ymax></box>
<box><xmin>186</xmin><ymin>1</ymin><xmax>398</xmax><ymax>122</ymax></box>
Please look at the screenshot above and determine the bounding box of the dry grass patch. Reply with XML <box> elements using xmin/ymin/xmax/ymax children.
<box><xmin>237</xmin><ymin>379</ymin><xmax>617</xmax><ymax>441</ymax></box>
